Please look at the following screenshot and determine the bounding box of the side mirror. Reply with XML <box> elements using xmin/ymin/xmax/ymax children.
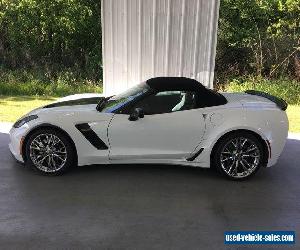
<box><xmin>129</xmin><ymin>108</ymin><xmax>144</xmax><ymax>121</ymax></box>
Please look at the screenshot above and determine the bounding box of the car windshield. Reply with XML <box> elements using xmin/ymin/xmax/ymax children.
<box><xmin>98</xmin><ymin>82</ymin><xmax>150</xmax><ymax>113</ymax></box>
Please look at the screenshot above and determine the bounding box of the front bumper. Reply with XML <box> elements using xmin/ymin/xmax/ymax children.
<box><xmin>8</xmin><ymin>125</ymin><xmax>29</xmax><ymax>164</ymax></box>
<box><xmin>9</xmin><ymin>143</ymin><xmax>24</xmax><ymax>164</ymax></box>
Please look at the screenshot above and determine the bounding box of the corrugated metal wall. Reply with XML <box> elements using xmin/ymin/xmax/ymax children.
<box><xmin>102</xmin><ymin>0</ymin><xmax>220</xmax><ymax>95</ymax></box>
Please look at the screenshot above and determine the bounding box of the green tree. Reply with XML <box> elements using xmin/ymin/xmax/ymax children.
<box><xmin>216</xmin><ymin>0</ymin><xmax>300</xmax><ymax>82</ymax></box>
<box><xmin>0</xmin><ymin>0</ymin><xmax>102</xmax><ymax>81</ymax></box>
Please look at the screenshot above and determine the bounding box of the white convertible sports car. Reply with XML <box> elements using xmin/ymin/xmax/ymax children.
<box><xmin>9</xmin><ymin>77</ymin><xmax>288</xmax><ymax>180</ymax></box>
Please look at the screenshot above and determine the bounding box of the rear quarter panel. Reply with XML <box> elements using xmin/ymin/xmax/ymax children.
<box><xmin>242</xmin><ymin>105</ymin><xmax>288</xmax><ymax>167</ymax></box>
<box><xmin>193</xmin><ymin>101</ymin><xmax>288</xmax><ymax>168</ymax></box>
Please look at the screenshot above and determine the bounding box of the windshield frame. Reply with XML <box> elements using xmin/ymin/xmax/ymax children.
<box><xmin>96</xmin><ymin>82</ymin><xmax>152</xmax><ymax>113</ymax></box>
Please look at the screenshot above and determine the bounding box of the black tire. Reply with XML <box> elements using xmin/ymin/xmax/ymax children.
<box><xmin>25</xmin><ymin>128</ymin><xmax>76</xmax><ymax>175</ymax></box>
<box><xmin>212</xmin><ymin>132</ymin><xmax>264</xmax><ymax>180</ymax></box>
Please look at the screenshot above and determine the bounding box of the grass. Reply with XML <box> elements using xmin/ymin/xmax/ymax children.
<box><xmin>0</xmin><ymin>69</ymin><xmax>102</xmax><ymax>97</ymax></box>
<box><xmin>0</xmin><ymin>96</ymin><xmax>57</xmax><ymax>122</ymax></box>
<box><xmin>0</xmin><ymin>81</ymin><xmax>102</xmax><ymax>97</ymax></box>
<box><xmin>286</xmin><ymin>105</ymin><xmax>300</xmax><ymax>133</ymax></box>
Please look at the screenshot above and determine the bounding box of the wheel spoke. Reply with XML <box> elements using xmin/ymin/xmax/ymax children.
<box><xmin>234</xmin><ymin>159</ymin><xmax>239</xmax><ymax>176</ymax></box>
<box><xmin>53</xmin><ymin>153</ymin><xmax>66</xmax><ymax>162</ymax></box>
<box><xmin>240</xmin><ymin>160</ymin><xmax>249</xmax><ymax>172</ymax></box>
<box><xmin>47</xmin><ymin>155</ymin><xmax>52</xmax><ymax>168</ymax></box>
<box><xmin>231</xmin><ymin>139</ymin><xmax>238</xmax><ymax>149</ymax></box>
<box><xmin>242</xmin><ymin>159</ymin><xmax>251</xmax><ymax>168</ymax></box>
<box><xmin>32</xmin><ymin>140</ymin><xmax>44</xmax><ymax>149</ymax></box>
<box><xmin>240</xmin><ymin>138</ymin><xmax>248</xmax><ymax>148</ymax></box>
<box><xmin>51</xmin><ymin>155</ymin><xmax>57</xmax><ymax>168</ymax></box>
<box><xmin>49</xmin><ymin>135</ymin><xmax>54</xmax><ymax>146</ymax></box>
<box><xmin>221</xmin><ymin>151</ymin><xmax>232</xmax><ymax>155</ymax></box>
<box><xmin>52</xmin><ymin>137</ymin><xmax>61</xmax><ymax>147</ymax></box>
<box><xmin>242</xmin><ymin>154</ymin><xmax>258</xmax><ymax>157</ymax></box>
<box><xmin>221</xmin><ymin>156</ymin><xmax>233</xmax><ymax>162</ymax></box>
<box><xmin>245</xmin><ymin>145</ymin><xmax>257</xmax><ymax>153</ymax></box>
<box><xmin>37</xmin><ymin>155</ymin><xmax>48</xmax><ymax>164</ymax></box>
<box><xmin>53</xmin><ymin>149</ymin><xmax>66</xmax><ymax>155</ymax></box>
<box><xmin>227</xmin><ymin>161</ymin><xmax>235</xmax><ymax>174</ymax></box>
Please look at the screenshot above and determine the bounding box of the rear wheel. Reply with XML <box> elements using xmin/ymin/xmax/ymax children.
<box><xmin>212</xmin><ymin>132</ymin><xmax>264</xmax><ymax>180</ymax></box>
<box><xmin>25</xmin><ymin>129</ymin><xmax>76</xmax><ymax>175</ymax></box>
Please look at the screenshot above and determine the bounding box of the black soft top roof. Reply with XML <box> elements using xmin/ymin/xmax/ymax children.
<box><xmin>146</xmin><ymin>77</ymin><xmax>227</xmax><ymax>107</ymax></box>
<box><xmin>146</xmin><ymin>77</ymin><xmax>206</xmax><ymax>91</ymax></box>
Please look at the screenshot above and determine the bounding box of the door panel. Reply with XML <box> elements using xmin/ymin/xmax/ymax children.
<box><xmin>108</xmin><ymin>109</ymin><xmax>205</xmax><ymax>161</ymax></box>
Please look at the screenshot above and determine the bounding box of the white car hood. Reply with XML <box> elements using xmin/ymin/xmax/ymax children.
<box><xmin>53</xmin><ymin>93</ymin><xmax>104</xmax><ymax>103</ymax></box>
<box><xmin>26</xmin><ymin>93</ymin><xmax>106</xmax><ymax>116</ymax></box>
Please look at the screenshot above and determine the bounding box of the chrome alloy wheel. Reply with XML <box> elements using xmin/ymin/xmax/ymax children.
<box><xmin>220</xmin><ymin>137</ymin><xmax>261</xmax><ymax>178</ymax></box>
<box><xmin>29</xmin><ymin>133</ymin><xmax>67</xmax><ymax>173</ymax></box>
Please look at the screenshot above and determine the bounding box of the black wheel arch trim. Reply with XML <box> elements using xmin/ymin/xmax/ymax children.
<box><xmin>21</xmin><ymin>123</ymin><xmax>78</xmax><ymax>163</ymax></box>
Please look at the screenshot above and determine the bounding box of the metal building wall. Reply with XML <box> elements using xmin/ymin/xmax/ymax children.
<box><xmin>101</xmin><ymin>0</ymin><xmax>220</xmax><ymax>96</ymax></box>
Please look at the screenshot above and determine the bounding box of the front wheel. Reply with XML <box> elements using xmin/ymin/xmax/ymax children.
<box><xmin>25</xmin><ymin>129</ymin><xmax>76</xmax><ymax>175</ymax></box>
<box><xmin>212</xmin><ymin>132</ymin><xmax>264</xmax><ymax>180</ymax></box>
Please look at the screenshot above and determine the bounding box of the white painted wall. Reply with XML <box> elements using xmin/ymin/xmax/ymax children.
<box><xmin>101</xmin><ymin>0</ymin><xmax>220</xmax><ymax>96</ymax></box>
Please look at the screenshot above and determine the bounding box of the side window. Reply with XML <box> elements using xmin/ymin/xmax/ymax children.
<box><xmin>132</xmin><ymin>91</ymin><xmax>197</xmax><ymax>115</ymax></box>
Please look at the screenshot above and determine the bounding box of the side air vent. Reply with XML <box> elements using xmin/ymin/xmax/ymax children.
<box><xmin>75</xmin><ymin>123</ymin><xmax>108</xmax><ymax>150</ymax></box>
<box><xmin>186</xmin><ymin>148</ymin><xmax>204</xmax><ymax>161</ymax></box>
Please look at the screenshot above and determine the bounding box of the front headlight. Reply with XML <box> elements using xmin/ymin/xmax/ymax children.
<box><xmin>13</xmin><ymin>115</ymin><xmax>38</xmax><ymax>128</ymax></box>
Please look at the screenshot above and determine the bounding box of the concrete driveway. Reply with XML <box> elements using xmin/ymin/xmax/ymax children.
<box><xmin>0</xmin><ymin>124</ymin><xmax>299</xmax><ymax>249</ymax></box>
